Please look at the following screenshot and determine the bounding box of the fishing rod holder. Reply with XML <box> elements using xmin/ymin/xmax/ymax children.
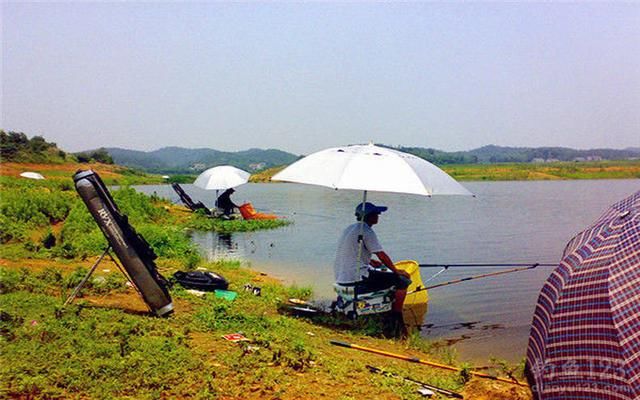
<box><xmin>63</xmin><ymin>246</ymin><xmax>147</xmax><ymax>309</ymax></box>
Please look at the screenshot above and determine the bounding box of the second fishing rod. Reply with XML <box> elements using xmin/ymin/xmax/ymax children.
<box><xmin>410</xmin><ymin>262</ymin><xmax>557</xmax><ymax>293</ymax></box>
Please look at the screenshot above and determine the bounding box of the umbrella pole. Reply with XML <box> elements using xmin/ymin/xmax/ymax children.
<box><xmin>356</xmin><ymin>190</ymin><xmax>368</xmax><ymax>267</ymax></box>
<box><xmin>354</xmin><ymin>190</ymin><xmax>367</xmax><ymax>316</ymax></box>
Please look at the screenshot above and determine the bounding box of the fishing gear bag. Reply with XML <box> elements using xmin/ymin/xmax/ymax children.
<box><xmin>173</xmin><ymin>270</ymin><xmax>229</xmax><ymax>291</ymax></box>
<box><xmin>73</xmin><ymin>170</ymin><xmax>173</xmax><ymax>316</ymax></box>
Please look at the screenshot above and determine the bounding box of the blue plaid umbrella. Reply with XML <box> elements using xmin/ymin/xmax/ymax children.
<box><xmin>527</xmin><ymin>189</ymin><xmax>640</xmax><ymax>399</ymax></box>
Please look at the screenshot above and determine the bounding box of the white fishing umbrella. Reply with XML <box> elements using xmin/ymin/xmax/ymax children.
<box><xmin>19</xmin><ymin>172</ymin><xmax>45</xmax><ymax>180</ymax></box>
<box><xmin>193</xmin><ymin>166</ymin><xmax>251</xmax><ymax>191</ymax></box>
<box><xmin>272</xmin><ymin>143</ymin><xmax>472</xmax><ymax>197</ymax></box>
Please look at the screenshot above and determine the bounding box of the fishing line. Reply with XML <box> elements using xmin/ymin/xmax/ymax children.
<box><xmin>419</xmin><ymin>263</ymin><xmax>557</xmax><ymax>268</ymax></box>
<box><xmin>253</xmin><ymin>207</ymin><xmax>338</xmax><ymax>220</ymax></box>
<box><xmin>423</xmin><ymin>266</ymin><xmax>449</xmax><ymax>284</ymax></box>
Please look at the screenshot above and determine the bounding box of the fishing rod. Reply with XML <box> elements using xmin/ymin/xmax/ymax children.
<box><xmin>254</xmin><ymin>207</ymin><xmax>338</xmax><ymax>220</ymax></box>
<box><xmin>410</xmin><ymin>264</ymin><xmax>542</xmax><ymax>293</ymax></box>
<box><xmin>330</xmin><ymin>340</ymin><xmax>526</xmax><ymax>386</ymax></box>
<box><xmin>419</xmin><ymin>263</ymin><xmax>557</xmax><ymax>268</ymax></box>
<box><xmin>366</xmin><ymin>365</ymin><xmax>463</xmax><ymax>398</ymax></box>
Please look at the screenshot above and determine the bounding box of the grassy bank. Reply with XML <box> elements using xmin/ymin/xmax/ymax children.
<box><xmin>444</xmin><ymin>160</ymin><xmax>640</xmax><ymax>181</ymax></box>
<box><xmin>250</xmin><ymin>160</ymin><xmax>640</xmax><ymax>183</ymax></box>
<box><xmin>250</xmin><ymin>166</ymin><xmax>286</xmax><ymax>183</ymax></box>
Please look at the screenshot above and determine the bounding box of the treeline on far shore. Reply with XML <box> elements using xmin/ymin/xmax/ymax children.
<box><xmin>3</xmin><ymin>130</ymin><xmax>639</xmax><ymax>183</ymax></box>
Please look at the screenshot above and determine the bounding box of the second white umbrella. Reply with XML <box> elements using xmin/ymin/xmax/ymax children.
<box><xmin>193</xmin><ymin>166</ymin><xmax>250</xmax><ymax>191</ymax></box>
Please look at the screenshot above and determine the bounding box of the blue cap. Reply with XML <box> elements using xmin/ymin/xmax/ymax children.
<box><xmin>355</xmin><ymin>202</ymin><xmax>388</xmax><ymax>219</ymax></box>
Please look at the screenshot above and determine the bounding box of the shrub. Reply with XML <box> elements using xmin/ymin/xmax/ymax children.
<box><xmin>0</xmin><ymin>215</ymin><xmax>26</xmax><ymax>244</ymax></box>
<box><xmin>112</xmin><ymin>187</ymin><xmax>166</xmax><ymax>224</ymax></box>
<box><xmin>0</xmin><ymin>268</ymin><xmax>47</xmax><ymax>294</ymax></box>
<box><xmin>0</xmin><ymin>186</ymin><xmax>75</xmax><ymax>229</ymax></box>
<box><xmin>58</xmin><ymin>188</ymin><xmax>200</xmax><ymax>265</ymax></box>
<box><xmin>137</xmin><ymin>225</ymin><xmax>201</xmax><ymax>264</ymax></box>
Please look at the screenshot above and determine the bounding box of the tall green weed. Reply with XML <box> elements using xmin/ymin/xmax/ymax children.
<box><xmin>0</xmin><ymin>188</ymin><xmax>75</xmax><ymax>240</ymax></box>
<box><xmin>57</xmin><ymin>187</ymin><xmax>200</xmax><ymax>264</ymax></box>
<box><xmin>188</xmin><ymin>216</ymin><xmax>291</xmax><ymax>233</ymax></box>
<box><xmin>111</xmin><ymin>187</ymin><xmax>167</xmax><ymax>224</ymax></box>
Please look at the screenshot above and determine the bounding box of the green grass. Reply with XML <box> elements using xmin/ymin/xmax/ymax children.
<box><xmin>52</xmin><ymin>186</ymin><xmax>201</xmax><ymax>265</ymax></box>
<box><xmin>165</xmin><ymin>174</ymin><xmax>196</xmax><ymax>184</ymax></box>
<box><xmin>0</xmin><ymin>177</ymin><xmax>292</xmax><ymax>268</ymax></box>
<box><xmin>442</xmin><ymin>160</ymin><xmax>640</xmax><ymax>181</ymax></box>
<box><xmin>187</xmin><ymin>215</ymin><xmax>292</xmax><ymax>233</ymax></box>
<box><xmin>0</xmin><ymin>291</ymin><xmax>212</xmax><ymax>399</ymax></box>
<box><xmin>0</xmin><ymin>180</ymin><xmax>200</xmax><ymax>269</ymax></box>
<box><xmin>0</xmin><ymin>179</ymin><xmax>77</xmax><ymax>244</ymax></box>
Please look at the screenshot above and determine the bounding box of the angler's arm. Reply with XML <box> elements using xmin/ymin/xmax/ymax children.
<box><xmin>374</xmin><ymin>251</ymin><xmax>410</xmax><ymax>278</ymax></box>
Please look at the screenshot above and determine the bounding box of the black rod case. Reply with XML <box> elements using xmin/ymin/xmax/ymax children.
<box><xmin>73</xmin><ymin>170</ymin><xmax>173</xmax><ymax>316</ymax></box>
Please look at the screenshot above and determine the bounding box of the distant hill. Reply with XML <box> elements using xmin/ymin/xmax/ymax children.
<box><xmin>86</xmin><ymin>143</ymin><xmax>640</xmax><ymax>174</ymax></box>
<box><xmin>104</xmin><ymin>146</ymin><xmax>299</xmax><ymax>174</ymax></box>
<box><xmin>396</xmin><ymin>145</ymin><xmax>640</xmax><ymax>164</ymax></box>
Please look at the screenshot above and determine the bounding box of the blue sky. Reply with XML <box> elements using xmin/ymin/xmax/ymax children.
<box><xmin>2</xmin><ymin>2</ymin><xmax>638</xmax><ymax>155</ymax></box>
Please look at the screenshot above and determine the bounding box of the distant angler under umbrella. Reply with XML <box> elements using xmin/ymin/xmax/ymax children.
<box><xmin>193</xmin><ymin>166</ymin><xmax>250</xmax><ymax>191</ymax></box>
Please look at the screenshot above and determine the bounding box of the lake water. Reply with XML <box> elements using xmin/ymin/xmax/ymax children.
<box><xmin>136</xmin><ymin>180</ymin><xmax>639</xmax><ymax>363</ymax></box>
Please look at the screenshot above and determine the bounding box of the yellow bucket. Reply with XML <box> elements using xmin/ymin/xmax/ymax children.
<box><xmin>394</xmin><ymin>260</ymin><xmax>428</xmax><ymax>329</ymax></box>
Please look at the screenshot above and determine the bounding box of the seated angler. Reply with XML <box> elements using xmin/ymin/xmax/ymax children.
<box><xmin>333</xmin><ymin>202</ymin><xmax>412</xmax><ymax>321</ymax></box>
<box><xmin>216</xmin><ymin>188</ymin><xmax>239</xmax><ymax>217</ymax></box>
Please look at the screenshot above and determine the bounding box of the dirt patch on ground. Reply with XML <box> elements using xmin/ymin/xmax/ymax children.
<box><xmin>527</xmin><ymin>171</ymin><xmax>562</xmax><ymax>180</ymax></box>
<box><xmin>462</xmin><ymin>379</ymin><xmax>532</xmax><ymax>399</ymax></box>
<box><xmin>80</xmin><ymin>290</ymin><xmax>151</xmax><ymax>314</ymax></box>
<box><xmin>0</xmin><ymin>257</ymin><xmax>81</xmax><ymax>273</ymax></box>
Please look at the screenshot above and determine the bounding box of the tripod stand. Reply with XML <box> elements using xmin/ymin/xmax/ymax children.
<box><xmin>63</xmin><ymin>245</ymin><xmax>148</xmax><ymax>311</ymax></box>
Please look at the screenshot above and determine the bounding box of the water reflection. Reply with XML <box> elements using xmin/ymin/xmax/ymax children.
<box><xmin>189</xmin><ymin>231</ymin><xmax>243</xmax><ymax>260</ymax></box>
<box><xmin>217</xmin><ymin>233</ymin><xmax>234</xmax><ymax>252</ymax></box>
